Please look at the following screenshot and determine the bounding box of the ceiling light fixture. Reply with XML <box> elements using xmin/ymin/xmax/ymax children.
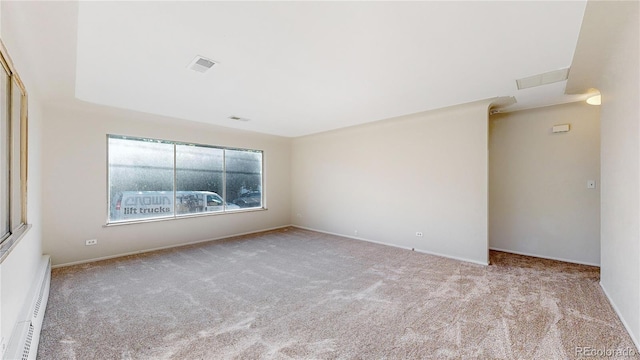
<box><xmin>586</xmin><ymin>94</ymin><xmax>601</xmax><ymax>106</ymax></box>
<box><xmin>187</xmin><ymin>55</ymin><xmax>217</xmax><ymax>73</ymax></box>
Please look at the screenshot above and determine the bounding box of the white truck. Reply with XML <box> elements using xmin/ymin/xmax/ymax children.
<box><xmin>110</xmin><ymin>191</ymin><xmax>239</xmax><ymax>222</ymax></box>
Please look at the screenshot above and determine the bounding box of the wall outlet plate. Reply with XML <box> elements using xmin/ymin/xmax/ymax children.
<box><xmin>85</xmin><ymin>239</ymin><xmax>97</xmax><ymax>246</ymax></box>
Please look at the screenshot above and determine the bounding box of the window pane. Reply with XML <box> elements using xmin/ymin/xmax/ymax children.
<box><xmin>175</xmin><ymin>144</ymin><xmax>224</xmax><ymax>215</ymax></box>
<box><xmin>107</xmin><ymin>135</ymin><xmax>264</xmax><ymax>224</ymax></box>
<box><xmin>10</xmin><ymin>78</ymin><xmax>23</xmax><ymax>230</ymax></box>
<box><xmin>108</xmin><ymin>136</ymin><xmax>175</xmax><ymax>222</ymax></box>
<box><xmin>225</xmin><ymin>149</ymin><xmax>263</xmax><ymax>209</ymax></box>
<box><xmin>0</xmin><ymin>68</ymin><xmax>9</xmax><ymax>239</ymax></box>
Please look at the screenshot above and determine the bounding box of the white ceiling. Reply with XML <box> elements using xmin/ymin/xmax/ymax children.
<box><xmin>5</xmin><ymin>1</ymin><xmax>590</xmax><ymax>137</ymax></box>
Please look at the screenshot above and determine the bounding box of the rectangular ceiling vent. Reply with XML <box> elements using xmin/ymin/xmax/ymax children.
<box><xmin>516</xmin><ymin>68</ymin><xmax>569</xmax><ymax>90</ymax></box>
<box><xmin>188</xmin><ymin>56</ymin><xmax>217</xmax><ymax>73</ymax></box>
<box><xmin>229</xmin><ymin>116</ymin><xmax>250</xmax><ymax>122</ymax></box>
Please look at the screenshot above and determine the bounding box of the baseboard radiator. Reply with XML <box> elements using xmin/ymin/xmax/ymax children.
<box><xmin>4</xmin><ymin>256</ymin><xmax>51</xmax><ymax>360</ymax></box>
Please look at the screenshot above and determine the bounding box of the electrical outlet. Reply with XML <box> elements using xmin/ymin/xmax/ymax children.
<box><xmin>416</xmin><ymin>232</ymin><xmax>423</xmax><ymax>237</ymax></box>
<box><xmin>85</xmin><ymin>239</ymin><xmax>98</xmax><ymax>246</ymax></box>
<box><xmin>354</xmin><ymin>230</ymin><xmax>358</xmax><ymax>236</ymax></box>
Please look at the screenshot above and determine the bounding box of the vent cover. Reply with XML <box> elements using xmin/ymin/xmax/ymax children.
<box><xmin>187</xmin><ymin>56</ymin><xmax>217</xmax><ymax>73</ymax></box>
<box><xmin>229</xmin><ymin>116</ymin><xmax>250</xmax><ymax>122</ymax></box>
<box><xmin>516</xmin><ymin>68</ymin><xmax>569</xmax><ymax>90</ymax></box>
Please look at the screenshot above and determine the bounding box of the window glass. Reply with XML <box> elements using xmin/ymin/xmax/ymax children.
<box><xmin>176</xmin><ymin>144</ymin><xmax>223</xmax><ymax>215</ymax></box>
<box><xmin>0</xmin><ymin>67</ymin><xmax>8</xmax><ymax>239</ymax></box>
<box><xmin>206</xmin><ymin>194</ymin><xmax>223</xmax><ymax>206</ymax></box>
<box><xmin>107</xmin><ymin>135</ymin><xmax>264</xmax><ymax>224</ymax></box>
<box><xmin>225</xmin><ymin>149</ymin><xmax>262</xmax><ymax>209</ymax></box>
<box><xmin>0</xmin><ymin>43</ymin><xmax>29</xmax><ymax>252</ymax></box>
<box><xmin>10</xmin><ymin>78</ymin><xmax>24</xmax><ymax>230</ymax></box>
<box><xmin>108</xmin><ymin>136</ymin><xmax>175</xmax><ymax>222</ymax></box>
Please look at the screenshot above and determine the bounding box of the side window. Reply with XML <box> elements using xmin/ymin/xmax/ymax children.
<box><xmin>206</xmin><ymin>195</ymin><xmax>222</xmax><ymax>207</ymax></box>
<box><xmin>0</xmin><ymin>61</ymin><xmax>9</xmax><ymax>240</ymax></box>
<box><xmin>0</xmin><ymin>41</ymin><xmax>29</xmax><ymax>257</ymax></box>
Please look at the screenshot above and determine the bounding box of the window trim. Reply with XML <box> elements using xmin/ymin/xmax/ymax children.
<box><xmin>105</xmin><ymin>134</ymin><xmax>265</xmax><ymax>226</ymax></box>
<box><xmin>0</xmin><ymin>39</ymin><xmax>30</xmax><ymax>263</ymax></box>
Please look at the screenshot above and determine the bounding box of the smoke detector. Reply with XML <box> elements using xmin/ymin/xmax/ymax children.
<box><xmin>187</xmin><ymin>55</ymin><xmax>217</xmax><ymax>73</ymax></box>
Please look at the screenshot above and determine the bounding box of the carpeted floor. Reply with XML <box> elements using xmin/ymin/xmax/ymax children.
<box><xmin>38</xmin><ymin>227</ymin><xmax>638</xmax><ymax>359</ymax></box>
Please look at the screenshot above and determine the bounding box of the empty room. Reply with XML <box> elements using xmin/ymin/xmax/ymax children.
<box><xmin>0</xmin><ymin>1</ymin><xmax>638</xmax><ymax>359</ymax></box>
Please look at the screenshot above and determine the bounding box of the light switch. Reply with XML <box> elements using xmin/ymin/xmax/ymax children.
<box><xmin>587</xmin><ymin>180</ymin><xmax>596</xmax><ymax>189</ymax></box>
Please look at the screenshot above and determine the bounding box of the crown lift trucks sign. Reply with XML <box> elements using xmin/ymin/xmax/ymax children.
<box><xmin>122</xmin><ymin>194</ymin><xmax>172</xmax><ymax>215</ymax></box>
<box><xmin>112</xmin><ymin>191</ymin><xmax>236</xmax><ymax>222</ymax></box>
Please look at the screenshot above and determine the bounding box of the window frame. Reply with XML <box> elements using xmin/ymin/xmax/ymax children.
<box><xmin>106</xmin><ymin>134</ymin><xmax>265</xmax><ymax>226</ymax></box>
<box><xmin>0</xmin><ymin>40</ymin><xmax>30</xmax><ymax>264</ymax></box>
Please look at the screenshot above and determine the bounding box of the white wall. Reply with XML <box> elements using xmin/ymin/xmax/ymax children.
<box><xmin>566</xmin><ymin>0</ymin><xmax>640</xmax><ymax>348</ymax></box>
<box><xmin>291</xmin><ymin>101</ymin><xmax>492</xmax><ymax>265</ymax></box>
<box><xmin>0</xmin><ymin>98</ymin><xmax>43</xmax><ymax>359</ymax></box>
<box><xmin>0</xmin><ymin>6</ymin><xmax>45</xmax><ymax>352</ymax></box>
<box><xmin>489</xmin><ymin>102</ymin><xmax>600</xmax><ymax>265</ymax></box>
<box><xmin>41</xmin><ymin>103</ymin><xmax>291</xmax><ymax>266</ymax></box>
<box><xmin>595</xmin><ymin>3</ymin><xmax>640</xmax><ymax>348</ymax></box>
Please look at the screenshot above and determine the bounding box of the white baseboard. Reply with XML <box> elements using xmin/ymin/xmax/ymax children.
<box><xmin>489</xmin><ymin>247</ymin><xmax>600</xmax><ymax>267</ymax></box>
<box><xmin>293</xmin><ymin>225</ymin><xmax>489</xmax><ymax>266</ymax></box>
<box><xmin>600</xmin><ymin>283</ymin><xmax>640</xmax><ymax>352</ymax></box>
<box><xmin>53</xmin><ymin>225</ymin><xmax>293</xmax><ymax>269</ymax></box>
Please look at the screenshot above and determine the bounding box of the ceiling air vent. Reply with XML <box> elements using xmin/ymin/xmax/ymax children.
<box><xmin>229</xmin><ymin>116</ymin><xmax>250</xmax><ymax>122</ymax></box>
<box><xmin>187</xmin><ymin>55</ymin><xmax>217</xmax><ymax>73</ymax></box>
<box><xmin>516</xmin><ymin>68</ymin><xmax>569</xmax><ymax>90</ymax></box>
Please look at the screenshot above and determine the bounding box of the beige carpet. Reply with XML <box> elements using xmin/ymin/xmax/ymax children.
<box><xmin>38</xmin><ymin>227</ymin><xmax>638</xmax><ymax>359</ymax></box>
